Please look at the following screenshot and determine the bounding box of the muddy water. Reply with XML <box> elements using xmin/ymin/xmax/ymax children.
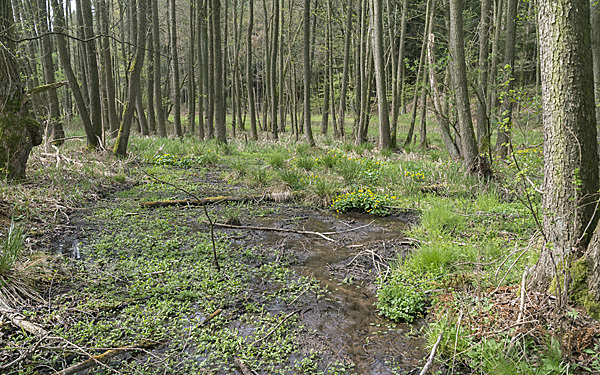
<box><xmin>253</xmin><ymin>210</ymin><xmax>426</xmax><ymax>374</ymax></box>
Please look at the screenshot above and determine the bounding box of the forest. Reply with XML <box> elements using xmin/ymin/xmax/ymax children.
<box><xmin>1</xmin><ymin>0</ymin><xmax>600</xmax><ymax>373</ymax></box>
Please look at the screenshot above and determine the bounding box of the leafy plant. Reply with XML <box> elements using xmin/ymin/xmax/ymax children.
<box><xmin>331</xmin><ymin>188</ymin><xmax>393</xmax><ymax>216</ymax></box>
<box><xmin>377</xmin><ymin>271</ymin><xmax>426</xmax><ymax>322</ymax></box>
<box><xmin>0</xmin><ymin>222</ymin><xmax>24</xmax><ymax>275</ymax></box>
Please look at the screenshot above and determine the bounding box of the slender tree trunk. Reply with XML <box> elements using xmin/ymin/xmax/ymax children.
<box><xmin>495</xmin><ymin>0</ymin><xmax>518</xmax><ymax>158</ymax></box>
<box><xmin>80</xmin><ymin>0</ymin><xmax>103</xmax><ymax>143</ymax></box>
<box><xmin>591</xmin><ymin>0</ymin><xmax>600</xmax><ymax>129</ymax></box>
<box><xmin>153</xmin><ymin>0</ymin><xmax>166</xmax><ymax>137</ymax></box>
<box><xmin>303</xmin><ymin>0</ymin><xmax>315</xmax><ymax>146</ymax></box>
<box><xmin>390</xmin><ymin>0</ymin><xmax>408</xmax><ymax>148</ymax></box>
<box><xmin>213</xmin><ymin>0</ymin><xmax>227</xmax><ymax>143</ymax></box>
<box><xmin>197</xmin><ymin>0</ymin><xmax>206</xmax><ymax>140</ymax></box>
<box><xmin>337</xmin><ymin>0</ymin><xmax>352</xmax><ymax>139</ymax></box>
<box><xmin>170</xmin><ymin>0</ymin><xmax>182</xmax><ymax>137</ymax></box>
<box><xmin>370</xmin><ymin>0</ymin><xmax>390</xmax><ymax>149</ymax></box>
<box><xmin>405</xmin><ymin>0</ymin><xmax>433</xmax><ymax>147</ymax></box>
<box><xmin>270</xmin><ymin>0</ymin><xmax>279</xmax><ymax>140</ymax></box>
<box><xmin>188</xmin><ymin>0</ymin><xmax>196</xmax><ymax>134</ymax></box>
<box><xmin>448</xmin><ymin>0</ymin><xmax>480</xmax><ymax>172</ymax></box>
<box><xmin>247</xmin><ymin>0</ymin><xmax>258</xmax><ymax>140</ymax></box>
<box><xmin>50</xmin><ymin>0</ymin><xmax>99</xmax><ymax>149</ymax></box>
<box><xmin>146</xmin><ymin>12</ymin><xmax>157</xmax><ymax>134</ymax></box>
<box><xmin>114</xmin><ymin>0</ymin><xmax>147</xmax><ymax>156</ymax></box>
<box><xmin>36</xmin><ymin>0</ymin><xmax>64</xmax><ymax>145</ymax></box>
<box><xmin>487</xmin><ymin>0</ymin><xmax>504</xmax><ymax>124</ymax></box>
<box><xmin>476</xmin><ymin>0</ymin><xmax>491</xmax><ymax>150</ymax></box>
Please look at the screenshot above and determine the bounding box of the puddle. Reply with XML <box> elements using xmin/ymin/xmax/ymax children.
<box><xmin>249</xmin><ymin>210</ymin><xmax>426</xmax><ymax>374</ymax></box>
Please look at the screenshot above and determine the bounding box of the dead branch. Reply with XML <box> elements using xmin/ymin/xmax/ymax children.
<box><xmin>0</xmin><ymin>298</ymin><xmax>49</xmax><ymax>337</ymax></box>
<box><xmin>419</xmin><ymin>333</ymin><xmax>443</xmax><ymax>375</ymax></box>
<box><xmin>140</xmin><ymin>192</ymin><xmax>296</xmax><ymax>208</ymax></box>
<box><xmin>204</xmin><ymin>221</ymin><xmax>337</xmax><ymax>242</ymax></box>
<box><xmin>52</xmin><ymin>340</ymin><xmax>157</xmax><ymax>375</ymax></box>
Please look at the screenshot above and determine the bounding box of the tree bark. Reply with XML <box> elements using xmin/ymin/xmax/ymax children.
<box><xmin>0</xmin><ymin>0</ymin><xmax>41</xmax><ymax>179</ymax></box>
<box><xmin>370</xmin><ymin>0</ymin><xmax>391</xmax><ymax>149</ymax></box>
<box><xmin>303</xmin><ymin>0</ymin><xmax>315</xmax><ymax>146</ymax></box>
<box><xmin>152</xmin><ymin>0</ymin><xmax>166</xmax><ymax>137</ymax></box>
<box><xmin>448</xmin><ymin>0</ymin><xmax>480</xmax><ymax>172</ymax></box>
<box><xmin>80</xmin><ymin>0</ymin><xmax>103</xmax><ymax>143</ymax></box>
<box><xmin>246</xmin><ymin>0</ymin><xmax>258</xmax><ymax>140</ymax></box>
<box><xmin>337</xmin><ymin>0</ymin><xmax>352</xmax><ymax>139</ymax></box>
<box><xmin>476</xmin><ymin>0</ymin><xmax>491</xmax><ymax>150</ymax></box>
<box><xmin>113</xmin><ymin>0</ymin><xmax>148</xmax><ymax>156</ymax></box>
<box><xmin>533</xmin><ymin>0</ymin><xmax>599</xmax><ymax>291</ymax></box>
<box><xmin>171</xmin><ymin>0</ymin><xmax>182</xmax><ymax>137</ymax></box>
<box><xmin>213</xmin><ymin>0</ymin><xmax>227</xmax><ymax>143</ymax></box>
<box><xmin>495</xmin><ymin>0</ymin><xmax>518</xmax><ymax>159</ymax></box>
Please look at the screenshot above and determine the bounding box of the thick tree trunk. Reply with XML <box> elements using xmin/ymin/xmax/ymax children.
<box><xmin>533</xmin><ymin>0</ymin><xmax>599</xmax><ymax>293</ymax></box>
<box><xmin>197</xmin><ymin>0</ymin><xmax>206</xmax><ymax>140</ymax></box>
<box><xmin>80</xmin><ymin>0</ymin><xmax>103</xmax><ymax>143</ymax></box>
<box><xmin>0</xmin><ymin>1</ymin><xmax>41</xmax><ymax>179</ymax></box>
<box><xmin>591</xmin><ymin>1</ymin><xmax>600</xmax><ymax>130</ymax></box>
<box><xmin>270</xmin><ymin>0</ymin><xmax>280</xmax><ymax>140</ymax></box>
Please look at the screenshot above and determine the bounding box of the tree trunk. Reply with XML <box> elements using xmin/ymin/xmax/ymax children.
<box><xmin>370</xmin><ymin>0</ymin><xmax>390</xmax><ymax>149</ymax></box>
<box><xmin>495</xmin><ymin>0</ymin><xmax>518</xmax><ymax>159</ymax></box>
<box><xmin>271</xmin><ymin>0</ymin><xmax>280</xmax><ymax>140</ymax></box>
<box><xmin>152</xmin><ymin>0</ymin><xmax>166</xmax><ymax>137</ymax></box>
<box><xmin>80</xmin><ymin>0</ymin><xmax>103</xmax><ymax>143</ymax></box>
<box><xmin>113</xmin><ymin>0</ymin><xmax>148</xmax><ymax>156</ymax></box>
<box><xmin>50</xmin><ymin>0</ymin><xmax>99</xmax><ymax>149</ymax></box>
<box><xmin>98</xmin><ymin>0</ymin><xmax>119</xmax><ymax>138</ymax></box>
<box><xmin>533</xmin><ymin>0</ymin><xmax>599</xmax><ymax>294</ymax></box>
<box><xmin>448</xmin><ymin>0</ymin><xmax>480</xmax><ymax>172</ymax></box>
<box><xmin>390</xmin><ymin>0</ymin><xmax>408</xmax><ymax>148</ymax></box>
<box><xmin>170</xmin><ymin>0</ymin><xmax>182</xmax><ymax>137</ymax></box>
<box><xmin>246</xmin><ymin>0</ymin><xmax>258</xmax><ymax>140</ymax></box>
<box><xmin>337</xmin><ymin>0</ymin><xmax>352</xmax><ymax>139</ymax></box>
<box><xmin>476</xmin><ymin>0</ymin><xmax>491</xmax><ymax>151</ymax></box>
<box><xmin>0</xmin><ymin>0</ymin><xmax>42</xmax><ymax>179</ymax></box>
<box><xmin>303</xmin><ymin>0</ymin><xmax>315</xmax><ymax>146</ymax></box>
<box><xmin>591</xmin><ymin>0</ymin><xmax>600</xmax><ymax>131</ymax></box>
<box><xmin>213</xmin><ymin>0</ymin><xmax>227</xmax><ymax>143</ymax></box>
<box><xmin>188</xmin><ymin>0</ymin><xmax>196</xmax><ymax>135</ymax></box>
<box><xmin>197</xmin><ymin>0</ymin><xmax>206</xmax><ymax>140</ymax></box>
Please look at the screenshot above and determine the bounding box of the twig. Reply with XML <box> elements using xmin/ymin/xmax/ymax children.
<box><xmin>288</xmin><ymin>282</ymin><xmax>312</xmax><ymax>306</ymax></box>
<box><xmin>517</xmin><ymin>268</ymin><xmax>528</xmax><ymax>323</ymax></box>
<box><xmin>199</xmin><ymin>309</ymin><xmax>222</xmax><ymax>327</ymax></box>
<box><xmin>0</xmin><ymin>298</ymin><xmax>49</xmax><ymax>337</ymax></box>
<box><xmin>204</xmin><ymin>221</ymin><xmax>337</xmax><ymax>242</ymax></box>
<box><xmin>419</xmin><ymin>333</ymin><xmax>443</xmax><ymax>375</ymax></box>
<box><xmin>51</xmin><ymin>340</ymin><xmax>157</xmax><ymax>375</ymax></box>
<box><xmin>250</xmin><ymin>310</ymin><xmax>300</xmax><ymax>347</ymax></box>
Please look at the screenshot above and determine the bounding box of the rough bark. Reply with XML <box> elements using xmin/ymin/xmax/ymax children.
<box><xmin>337</xmin><ymin>0</ymin><xmax>352</xmax><ymax>139</ymax></box>
<box><xmin>213</xmin><ymin>0</ymin><xmax>227</xmax><ymax>143</ymax></box>
<box><xmin>591</xmin><ymin>0</ymin><xmax>600</xmax><ymax>130</ymax></box>
<box><xmin>0</xmin><ymin>0</ymin><xmax>41</xmax><ymax>179</ymax></box>
<box><xmin>80</xmin><ymin>0</ymin><xmax>103</xmax><ymax>143</ymax></box>
<box><xmin>534</xmin><ymin>0</ymin><xmax>599</xmax><ymax>291</ymax></box>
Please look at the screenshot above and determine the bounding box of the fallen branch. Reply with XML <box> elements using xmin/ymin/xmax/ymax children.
<box><xmin>204</xmin><ymin>221</ymin><xmax>337</xmax><ymax>242</ymax></box>
<box><xmin>419</xmin><ymin>333</ymin><xmax>443</xmax><ymax>375</ymax></box>
<box><xmin>140</xmin><ymin>192</ymin><xmax>296</xmax><ymax>208</ymax></box>
<box><xmin>0</xmin><ymin>298</ymin><xmax>49</xmax><ymax>337</ymax></box>
<box><xmin>52</xmin><ymin>340</ymin><xmax>158</xmax><ymax>375</ymax></box>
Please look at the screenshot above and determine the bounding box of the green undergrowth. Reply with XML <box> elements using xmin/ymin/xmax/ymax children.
<box><xmin>15</xmin><ymin>168</ymin><xmax>343</xmax><ymax>374</ymax></box>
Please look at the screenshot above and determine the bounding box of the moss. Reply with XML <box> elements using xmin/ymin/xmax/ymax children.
<box><xmin>548</xmin><ymin>258</ymin><xmax>600</xmax><ymax>319</ymax></box>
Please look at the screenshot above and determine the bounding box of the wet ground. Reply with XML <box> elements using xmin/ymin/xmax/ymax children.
<box><xmin>212</xmin><ymin>207</ymin><xmax>427</xmax><ymax>374</ymax></box>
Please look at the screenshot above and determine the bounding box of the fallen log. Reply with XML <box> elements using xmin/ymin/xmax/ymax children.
<box><xmin>52</xmin><ymin>340</ymin><xmax>158</xmax><ymax>375</ymax></box>
<box><xmin>140</xmin><ymin>191</ymin><xmax>296</xmax><ymax>208</ymax></box>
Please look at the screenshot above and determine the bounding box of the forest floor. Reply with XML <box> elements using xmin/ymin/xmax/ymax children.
<box><xmin>2</xmin><ymin>134</ymin><xmax>600</xmax><ymax>374</ymax></box>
